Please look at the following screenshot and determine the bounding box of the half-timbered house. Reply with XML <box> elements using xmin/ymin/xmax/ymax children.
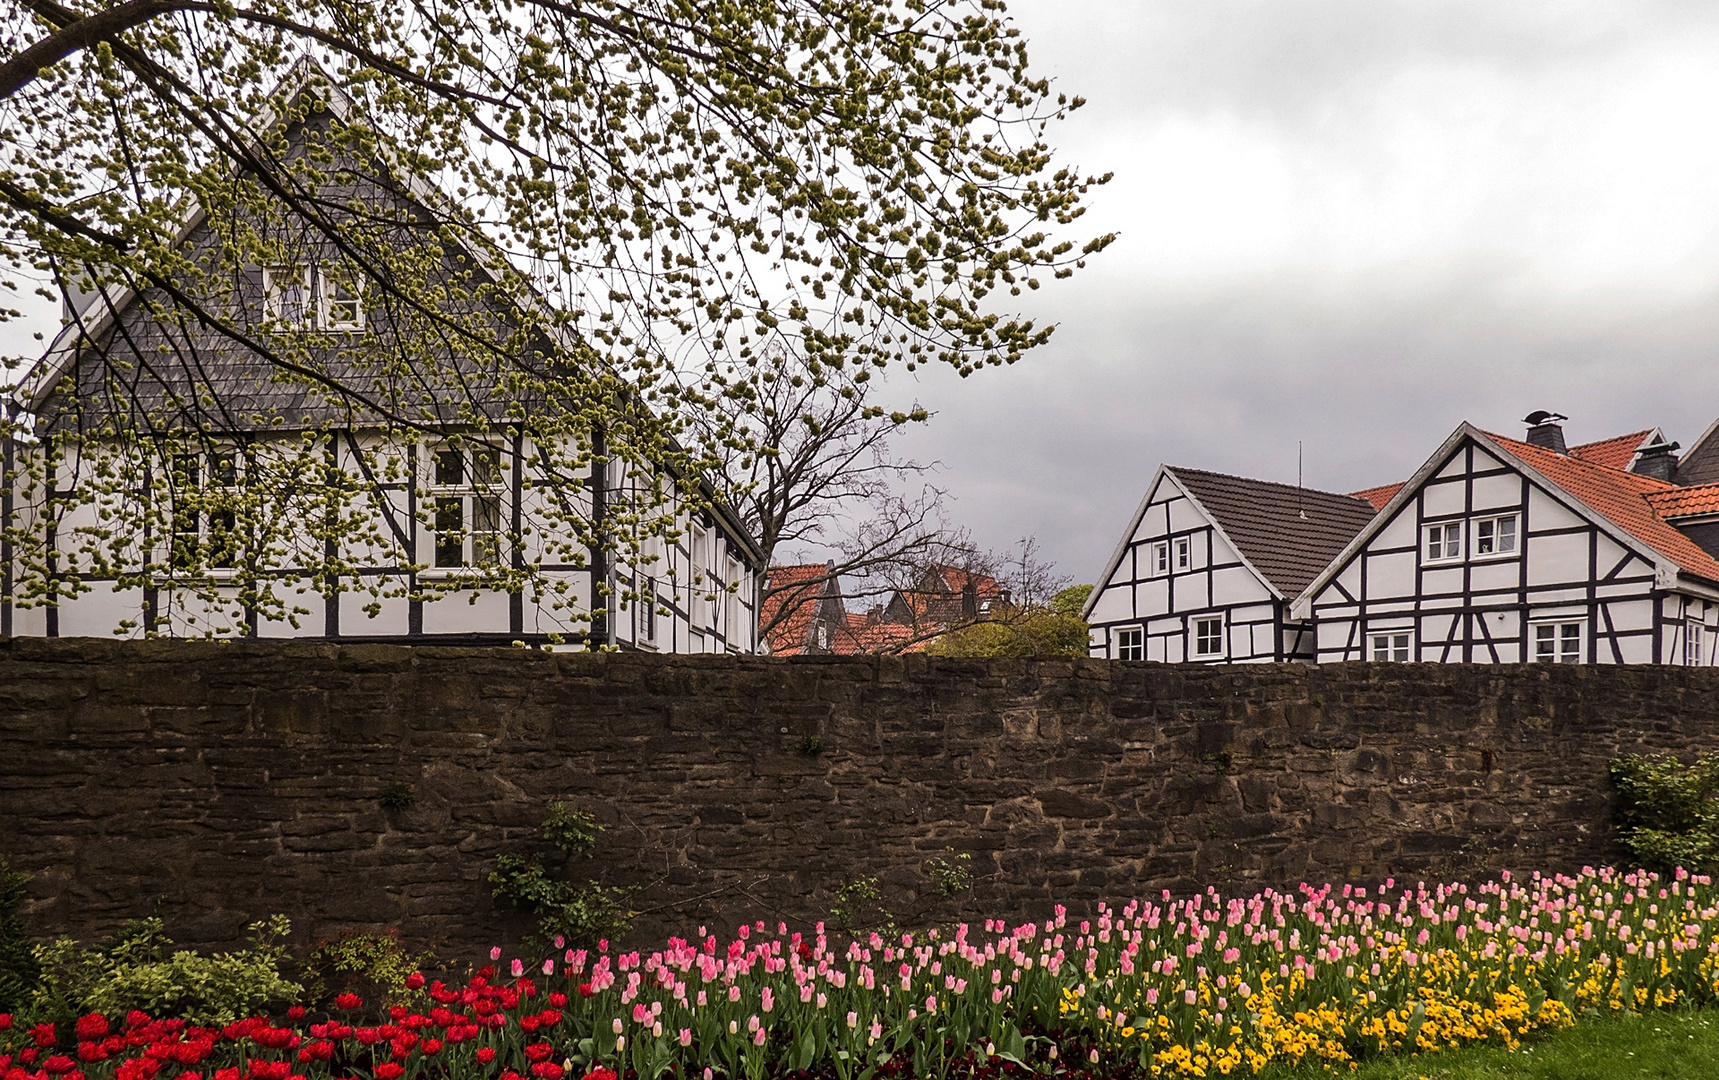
<box><xmin>1</xmin><ymin>65</ymin><xmax>764</xmax><ymax>651</ymax></box>
<box><xmin>1083</xmin><ymin>467</ymin><xmax>1378</xmax><ymax>662</ymax></box>
<box><xmin>1293</xmin><ymin>417</ymin><xmax>1719</xmax><ymax>665</ymax></box>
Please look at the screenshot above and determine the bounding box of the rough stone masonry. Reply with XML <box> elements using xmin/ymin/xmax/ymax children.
<box><xmin>3</xmin><ymin>637</ymin><xmax>1718</xmax><ymax>957</ymax></box>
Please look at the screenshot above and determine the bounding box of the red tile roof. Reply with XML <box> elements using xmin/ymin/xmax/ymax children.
<box><xmin>1645</xmin><ymin>484</ymin><xmax>1719</xmax><ymax>521</ymax></box>
<box><xmin>1567</xmin><ymin>429</ymin><xmax>1655</xmax><ymax>471</ymax></box>
<box><xmin>885</xmin><ymin>565</ymin><xmax>1007</xmax><ymax>628</ymax></box>
<box><xmin>1484</xmin><ymin>432</ymin><xmax>1719</xmax><ymax>584</ymax></box>
<box><xmin>832</xmin><ymin>614</ymin><xmax>924</xmax><ymax>654</ymax></box>
<box><xmin>760</xmin><ymin>564</ymin><xmax>835</xmax><ymax>656</ymax></box>
<box><xmin>1349</xmin><ymin>482</ymin><xmax>1405</xmax><ymax>511</ymax></box>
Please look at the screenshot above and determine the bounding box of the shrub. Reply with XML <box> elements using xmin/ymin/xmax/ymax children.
<box><xmin>1610</xmin><ymin>752</ymin><xmax>1719</xmax><ymax>873</ymax></box>
<box><xmin>0</xmin><ymin>859</ymin><xmax>39</xmax><ymax>1012</ymax></box>
<box><xmin>489</xmin><ymin>801</ymin><xmax>632</xmax><ymax>951</ymax></box>
<box><xmin>28</xmin><ymin>914</ymin><xmax>300</xmax><ymax>1025</ymax></box>
<box><xmin>298</xmin><ymin>929</ymin><xmax>436</xmax><ymax>1011</ymax></box>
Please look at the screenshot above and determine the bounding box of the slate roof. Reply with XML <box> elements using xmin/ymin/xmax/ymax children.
<box><xmin>1167</xmin><ymin>467</ymin><xmax>1379</xmax><ymax>598</ymax></box>
<box><xmin>1568</xmin><ymin>429</ymin><xmax>1656</xmax><ymax>471</ymax></box>
<box><xmin>1484</xmin><ymin>432</ymin><xmax>1719</xmax><ymax>585</ymax></box>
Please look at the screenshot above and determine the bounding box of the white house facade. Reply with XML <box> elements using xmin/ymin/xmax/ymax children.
<box><xmin>1293</xmin><ymin>418</ymin><xmax>1719</xmax><ymax>666</ymax></box>
<box><xmin>1083</xmin><ymin>466</ymin><xmax>1377</xmax><ymax>663</ymax></box>
<box><xmin>0</xmin><ymin>67</ymin><xmax>764</xmax><ymax>653</ymax></box>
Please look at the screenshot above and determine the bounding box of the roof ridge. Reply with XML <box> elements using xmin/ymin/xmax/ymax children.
<box><xmin>1484</xmin><ymin>431</ymin><xmax>1677</xmax><ymax>488</ymax></box>
<box><xmin>1168</xmin><ymin>464</ymin><xmax>1377</xmax><ymax>505</ymax></box>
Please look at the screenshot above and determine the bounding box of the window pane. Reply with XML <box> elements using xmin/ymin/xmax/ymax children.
<box><xmin>1373</xmin><ymin>636</ymin><xmax>1388</xmax><ymax>661</ymax></box>
<box><xmin>472</xmin><ymin>447</ymin><xmax>501</xmax><ymax>486</ymax></box>
<box><xmin>209</xmin><ymin>510</ymin><xmax>237</xmax><ymax>569</ymax></box>
<box><xmin>1560</xmin><ymin>623</ymin><xmax>1580</xmax><ymax>663</ymax></box>
<box><xmin>472</xmin><ymin>495</ymin><xmax>501</xmax><ymax>565</ymax></box>
<box><xmin>1393</xmin><ymin>634</ymin><xmax>1410</xmax><ymax>662</ymax></box>
<box><xmin>1498</xmin><ymin>518</ymin><xmax>1516</xmax><ymax>552</ymax></box>
<box><xmin>1477</xmin><ymin>520</ymin><xmax>1494</xmax><ymax>554</ymax></box>
<box><xmin>435</xmin><ymin>449</ymin><xmax>464</xmax><ymax>486</ymax></box>
<box><xmin>435</xmin><ymin>496</ymin><xmax>464</xmax><ymax>567</ymax></box>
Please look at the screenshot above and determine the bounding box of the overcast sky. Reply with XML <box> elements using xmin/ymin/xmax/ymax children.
<box><xmin>884</xmin><ymin>0</ymin><xmax>1719</xmax><ymax>586</ymax></box>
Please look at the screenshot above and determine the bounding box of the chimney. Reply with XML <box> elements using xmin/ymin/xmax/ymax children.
<box><xmin>1632</xmin><ymin>439</ymin><xmax>1680</xmax><ymax>483</ymax></box>
<box><xmin>1524</xmin><ymin>410</ymin><xmax>1568</xmax><ymax>454</ymax></box>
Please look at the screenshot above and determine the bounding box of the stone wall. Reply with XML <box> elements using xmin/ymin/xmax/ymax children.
<box><xmin>3</xmin><ymin>637</ymin><xmax>1717</xmax><ymax>958</ymax></box>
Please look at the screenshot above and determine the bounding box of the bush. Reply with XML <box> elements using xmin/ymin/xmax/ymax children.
<box><xmin>490</xmin><ymin>801</ymin><xmax>632</xmax><ymax>951</ymax></box>
<box><xmin>28</xmin><ymin>914</ymin><xmax>301</xmax><ymax>1025</ymax></box>
<box><xmin>0</xmin><ymin>860</ymin><xmax>39</xmax><ymax>1012</ymax></box>
<box><xmin>1610</xmin><ymin>752</ymin><xmax>1719</xmax><ymax>873</ymax></box>
<box><xmin>298</xmin><ymin>929</ymin><xmax>436</xmax><ymax>1012</ymax></box>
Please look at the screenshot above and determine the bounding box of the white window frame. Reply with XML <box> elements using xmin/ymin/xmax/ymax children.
<box><xmin>1175</xmin><ymin>537</ymin><xmax>1191</xmax><ymax>571</ymax></box>
<box><xmin>639</xmin><ymin>576</ymin><xmax>659</xmax><ymax>645</ymax></box>
<box><xmin>1191</xmin><ymin>615</ymin><xmax>1224</xmax><ymax>659</ymax></box>
<box><xmin>1532</xmin><ymin>620</ymin><xmax>1582</xmax><ymax>664</ymax></box>
<box><xmin>1371</xmin><ymin>632</ymin><xmax>1411</xmax><ymax>663</ymax></box>
<box><xmin>1687</xmin><ymin>620</ymin><xmax>1706</xmax><ymax>667</ymax></box>
<box><xmin>1472</xmin><ymin>514</ymin><xmax>1518</xmax><ymax>559</ymax></box>
<box><xmin>168</xmin><ymin>450</ymin><xmax>240</xmax><ymax>575</ymax></box>
<box><xmin>690</xmin><ymin>526</ymin><xmax>710</xmax><ymax>631</ymax></box>
<box><xmin>724</xmin><ymin>554</ymin><xmax>742</xmax><ymax>643</ymax></box>
<box><xmin>427</xmin><ymin>443</ymin><xmax>503</xmax><ymax>571</ymax></box>
<box><xmin>1424</xmin><ymin>521</ymin><xmax>1463</xmax><ymax>563</ymax></box>
<box><xmin>317</xmin><ymin>267</ymin><xmax>365</xmax><ymax>331</ymax></box>
<box><xmin>263</xmin><ymin>265</ymin><xmax>313</xmax><ymax>328</ymax></box>
<box><xmin>1116</xmin><ymin>626</ymin><xmax>1144</xmax><ymax>661</ymax></box>
<box><xmin>264</xmin><ymin>264</ymin><xmax>365</xmax><ymax>331</ymax></box>
<box><xmin>1151</xmin><ymin>542</ymin><xmax>1169</xmax><ymax>577</ymax></box>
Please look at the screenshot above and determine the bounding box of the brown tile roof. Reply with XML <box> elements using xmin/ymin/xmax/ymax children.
<box><xmin>1484</xmin><ymin>433</ymin><xmax>1719</xmax><ymax>584</ymax></box>
<box><xmin>1169</xmin><ymin>467</ymin><xmax>1379</xmax><ymax>598</ymax></box>
<box><xmin>760</xmin><ymin>564</ymin><xmax>835</xmax><ymax>656</ymax></box>
<box><xmin>1568</xmin><ymin>429</ymin><xmax>1655</xmax><ymax>471</ymax></box>
<box><xmin>1645</xmin><ymin>484</ymin><xmax>1719</xmax><ymax>521</ymax></box>
<box><xmin>1350</xmin><ymin>482</ymin><xmax>1404</xmax><ymax>511</ymax></box>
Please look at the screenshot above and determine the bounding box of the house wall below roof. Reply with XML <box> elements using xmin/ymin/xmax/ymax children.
<box><xmin>1086</xmin><ymin>475</ymin><xmax>1289</xmax><ymax>664</ymax></box>
<box><xmin>2</xmin><ymin>434</ymin><xmax>760</xmax><ymax>653</ymax></box>
<box><xmin>1304</xmin><ymin>435</ymin><xmax>1705</xmax><ymax>666</ymax></box>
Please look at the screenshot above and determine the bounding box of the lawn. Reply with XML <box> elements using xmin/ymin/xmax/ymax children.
<box><xmin>1277</xmin><ymin>1009</ymin><xmax>1719</xmax><ymax>1080</ymax></box>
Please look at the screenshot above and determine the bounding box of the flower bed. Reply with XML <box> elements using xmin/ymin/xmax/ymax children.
<box><xmin>4</xmin><ymin>867</ymin><xmax>1718</xmax><ymax>1079</ymax></box>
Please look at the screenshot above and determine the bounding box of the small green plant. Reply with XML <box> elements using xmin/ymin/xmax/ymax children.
<box><xmin>1611</xmin><ymin>752</ymin><xmax>1719</xmax><ymax>874</ymax></box>
<box><xmin>799</xmin><ymin>735</ymin><xmax>824</xmax><ymax>756</ymax></box>
<box><xmin>378</xmin><ymin>782</ymin><xmax>417</xmax><ymax>811</ymax></box>
<box><xmin>490</xmin><ymin>801</ymin><xmax>632</xmax><ymax>950</ymax></box>
<box><xmin>299</xmin><ymin>929</ymin><xmax>435</xmax><ymax>1010</ymax></box>
<box><xmin>924</xmin><ymin>851</ymin><xmax>973</xmax><ymax>897</ymax></box>
<box><xmin>0</xmin><ymin>860</ymin><xmax>39</xmax><ymax>1012</ymax></box>
<box><xmin>28</xmin><ymin>915</ymin><xmax>300</xmax><ymax>1025</ymax></box>
<box><xmin>829</xmin><ymin>875</ymin><xmax>895</xmax><ymax>935</ymax></box>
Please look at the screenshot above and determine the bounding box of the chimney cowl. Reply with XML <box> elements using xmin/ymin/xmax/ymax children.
<box><xmin>1632</xmin><ymin>439</ymin><xmax>1680</xmax><ymax>483</ymax></box>
<box><xmin>1524</xmin><ymin>410</ymin><xmax>1568</xmax><ymax>454</ymax></box>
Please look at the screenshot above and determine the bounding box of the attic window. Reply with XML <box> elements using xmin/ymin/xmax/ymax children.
<box><xmin>319</xmin><ymin>269</ymin><xmax>364</xmax><ymax>331</ymax></box>
<box><xmin>263</xmin><ymin>265</ymin><xmax>312</xmax><ymax>328</ymax></box>
<box><xmin>263</xmin><ymin>264</ymin><xmax>364</xmax><ymax>331</ymax></box>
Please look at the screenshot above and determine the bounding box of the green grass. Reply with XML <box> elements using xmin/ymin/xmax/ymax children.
<box><xmin>1266</xmin><ymin>1011</ymin><xmax>1719</xmax><ymax>1079</ymax></box>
